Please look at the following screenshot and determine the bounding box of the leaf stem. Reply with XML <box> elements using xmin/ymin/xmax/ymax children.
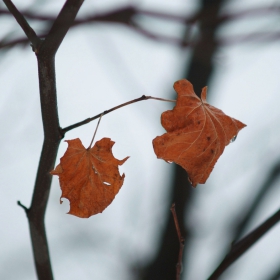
<box><xmin>88</xmin><ymin>113</ymin><xmax>103</xmax><ymax>149</ymax></box>
<box><xmin>62</xmin><ymin>95</ymin><xmax>176</xmax><ymax>133</ymax></box>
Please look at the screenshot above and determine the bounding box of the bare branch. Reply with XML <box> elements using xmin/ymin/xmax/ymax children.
<box><xmin>231</xmin><ymin>161</ymin><xmax>280</xmax><ymax>243</ymax></box>
<box><xmin>6</xmin><ymin>1</ymin><xmax>84</xmax><ymax>279</ymax></box>
<box><xmin>266</xmin><ymin>265</ymin><xmax>280</xmax><ymax>280</ymax></box>
<box><xmin>62</xmin><ymin>95</ymin><xmax>175</xmax><ymax>133</ymax></box>
<box><xmin>208</xmin><ymin>207</ymin><xmax>280</xmax><ymax>280</ymax></box>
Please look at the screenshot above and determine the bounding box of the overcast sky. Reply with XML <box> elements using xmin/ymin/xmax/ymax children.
<box><xmin>1</xmin><ymin>0</ymin><xmax>280</xmax><ymax>279</ymax></box>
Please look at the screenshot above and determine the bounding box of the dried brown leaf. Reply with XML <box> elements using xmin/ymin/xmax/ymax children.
<box><xmin>51</xmin><ymin>138</ymin><xmax>129</xmax><ymax>218</ymax></box>
<box><xmin>153</xmin><ymin>79</ymin><xmax>246</xmax><ymax>187</ymax></box>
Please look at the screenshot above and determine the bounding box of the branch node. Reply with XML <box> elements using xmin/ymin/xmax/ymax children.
<box><xmin>31</xmin><ymin>38</ymin><xmax>44</xmax><ymax>54</ymax></box>
<box><xmin>58</xmin><ymin>127</ymin><xmax>65</xmax><ymax>139</ymax></box>
<box><xmin>17</xmin><ymin>200</ymin><xmax>29</xmax><ymax>213</ymax></box>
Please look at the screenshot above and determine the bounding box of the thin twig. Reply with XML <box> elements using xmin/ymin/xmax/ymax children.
<box><xmin>170</xmin><ymin>203</ymin><xmax>185</xmax><ymax>280</ymax></box>
<box><xmin>208</xmin><ymin>207</ymin><xmax>280</xmax><ymax>280</ymax></box>
<box><xmin>62</xmin><ymin>95</ymin><xmax>176</xmax><ymax>133</ymax></box>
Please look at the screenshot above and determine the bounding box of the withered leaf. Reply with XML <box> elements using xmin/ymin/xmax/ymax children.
<box><xmin>153</xmin><ymin>79</ymin><xmax>246</xmax><ymax>187</ymax></box>
<box><xmin>51</xmin><ymin>138</ymin><xmax>129</xmax><ymax>218</ymax></box>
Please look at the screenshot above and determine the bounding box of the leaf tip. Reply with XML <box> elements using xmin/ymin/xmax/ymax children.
<box><xmin>50</xmin><ymin>164</ymin><xmax>63</xmax><ymax>175</ymax></box>
<box><xmin>173</xmin><ymin>79</ymin><xmax>195</xmax><ymax>96</ymax></box>
<box><xmin>121</xmin><ymin>156</ymin><xmax>130</xmax><ymax>165</ymax></box>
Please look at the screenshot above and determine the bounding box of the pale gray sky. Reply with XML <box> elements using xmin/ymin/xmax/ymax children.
<box><xmin>1</xmin><ymin>0</ymin><xmax>280</xmax><ymax>279</ymax></box>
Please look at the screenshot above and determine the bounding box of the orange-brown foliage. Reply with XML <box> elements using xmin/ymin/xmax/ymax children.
<box><xmin>51</xmin><ymin>138</ymin><xmax>129</xmax><ymax>218</ymax></box>
<box><xmin>153</xmin><ymin>79</ymin><xmax>246</xmax><ymax>187</ymax></box>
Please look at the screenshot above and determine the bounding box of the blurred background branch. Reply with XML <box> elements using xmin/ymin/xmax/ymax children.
<box><xmin>2</xmin><ymin>4</ymin><xmax>280</xmax><ymax>50</ymax></box>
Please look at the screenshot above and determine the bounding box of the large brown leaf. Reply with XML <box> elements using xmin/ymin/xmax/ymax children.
<box><xmin>153</xmin><ymin>79</ymin><xmax>246</xmax><ymax>187</ymax></box>
<box><xmin>51</xmin><ymin>138</ymin><xmax>129</xmax><ymax>218</ymax></box>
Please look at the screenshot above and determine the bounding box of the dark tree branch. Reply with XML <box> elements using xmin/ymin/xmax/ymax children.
<box><xmin>4</xmin><ymin>1</ymin><xmax>84</xmax><ymax>279</ymax></box>
<box><xmin>232</xmin><ymin>161</ymin><xmax>280</xmax><ymax>242</ymax></box>
<box><xmin>42</xmin><ymin>0</ymin><xmax>84</xmax><ymax>56</ymax></box>
<box><xmin>2</xmin><ymin>0</ymin><xmax>41</xmax><ymax>48</ymax></box>
<box><xmin>208</xmin><ymin>207</ymin><xmax>280</xmax><ymax>280</ymax></box>
<box><xmin>267</xmin><ymin>265</ymin><xmax>280</xmax><ymax>280</ymax></box>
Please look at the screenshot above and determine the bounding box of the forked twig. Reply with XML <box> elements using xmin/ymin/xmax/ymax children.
<box><xmin>170</xmin><ymin>203</ymin><xmax>185</xmax><ymax>280</ymax></box>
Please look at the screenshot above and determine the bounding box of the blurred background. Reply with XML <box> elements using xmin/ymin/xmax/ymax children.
<box><xmin>1</xmin><ymin>0</ymin><xmax>280</xmax><ymax>279</ymax></box>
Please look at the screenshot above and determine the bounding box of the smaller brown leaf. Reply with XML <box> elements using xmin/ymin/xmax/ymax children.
<box><xmin>51</xmin><ymin>138</ymin><xmax>129</xmax><ymax>218</ymax></box>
